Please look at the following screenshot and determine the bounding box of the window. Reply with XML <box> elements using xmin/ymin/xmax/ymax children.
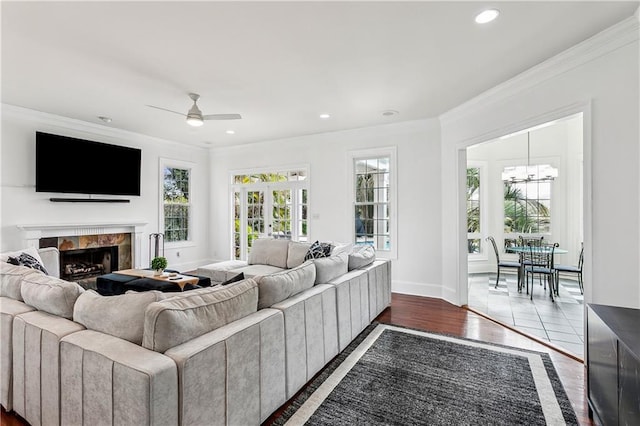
<box><xmin>231</xmin><ymin>168</ymin><xmax>308</xmax><ymax>259</ymax></box>
<box><xmin>161</xmin><ymin>160</ymin><xmax>193</xmax><ymax>243</ymax></box>
<box><xmin>467</xmin><ymin>167</ymin><xmax>481</xmax><ymax>254</ymax></box>
<box><xmin>350</xmin><ymin>147</ymin><xmax>396</xmax><ymax>257</ymax></box>
<box><xmin>503</xmin><ymin>179</ymin><xmax>551</xmax><ymax>244</ymax></box>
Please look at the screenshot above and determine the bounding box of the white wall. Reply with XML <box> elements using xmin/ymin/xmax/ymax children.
<box><xmin>0</xmin><ymin>105</ymin><xmax>212</xmax><ymax>272</ymax></box>
<box><xmin>441</xmin><ymin>17</ymin><xmax>640</xmax><ymax>308</ymax></box>
<box><xmin>209</xmin><ymin>119</ymin><xmax>444</xmax><ymax>298</ymax></box>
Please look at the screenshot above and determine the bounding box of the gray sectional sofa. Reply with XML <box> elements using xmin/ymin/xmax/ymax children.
<box><xmin>0</xmin><ymin>239</ymin><xmax>391</xmax><ymax>426</ymax></box>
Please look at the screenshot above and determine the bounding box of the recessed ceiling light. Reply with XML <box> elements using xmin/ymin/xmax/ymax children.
<box><xmin>98</xmin><ymin>116</ymin><xmax>112</xmax><ymax>123</ymax></box>
<box><xmin>475</xmin><ymin>9</ymin><xmax>500</xmax><ymax>24</ymax></box>
<box><xmin>319</xmin><ymin>113</ymin><xmax>331</xmax><ymax>119</ymax></box>
<box><xmin>226</xmin><ymin>130</ymin><xmax>235</xmax><ymax>135</ymax></box>
<box><xmin>382</xmin><ymin>110</ymin><xmax>399</xmax><ymax>117</ymax></box>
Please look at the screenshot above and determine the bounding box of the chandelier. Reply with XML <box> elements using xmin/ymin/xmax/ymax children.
<box><xmin>501</xmin><ymin>132</ymin><xmax>558</xmax><ymax>183</ymax></box>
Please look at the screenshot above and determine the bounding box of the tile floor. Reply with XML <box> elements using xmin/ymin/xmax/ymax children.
<box><xmin>468</xmin><ymin>272</ymin><xmax>585</xmax><ymax>358</ymax></box>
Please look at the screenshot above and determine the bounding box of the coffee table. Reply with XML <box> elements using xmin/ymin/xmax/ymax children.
<box><xmin>114</xmin><ymin>269</ymin><xmax>199</xmax><ymax>290</ymax></box>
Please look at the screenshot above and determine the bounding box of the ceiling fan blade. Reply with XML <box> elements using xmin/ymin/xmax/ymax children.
<box><xmin>202</xmin><ymin>113</ymin><xmax>242</xmax><ymax>120</ymax></box>
<box><xmin>146</xmin><ymin>105</ymin><xmax>187</xmax><ymax>117</ymax></box>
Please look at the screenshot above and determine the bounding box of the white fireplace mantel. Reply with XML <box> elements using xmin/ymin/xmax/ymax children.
<box><xmin>17</xmin><ymin>221</ymin><xmax>148</xmax><ymax>268</ymax></box>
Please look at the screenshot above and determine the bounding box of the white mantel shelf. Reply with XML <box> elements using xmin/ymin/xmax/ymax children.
<box><xmin>17</xmin><ymin>221</ymin><xmax>148</xmax><ymax>236</ymax></box>
<box><xmin>18</xmin><ymin>221</ymin><xmax>148</xmax><ymax>268</ymax></box>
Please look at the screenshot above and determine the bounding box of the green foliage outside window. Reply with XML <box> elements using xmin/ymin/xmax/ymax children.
<box><xmin>164</xmin><ymin>167</ymin><xmax>190</xmax><ymax>242</ymax></box>
<box><xmin>466</xmin><ymin>168</ymin><xmax>480</xmax><ymax>253</ymax></box>
<box><xmin>503</xmin><ymin>182</ymin><xmax>550</xmax><ymax>234</ymax></box>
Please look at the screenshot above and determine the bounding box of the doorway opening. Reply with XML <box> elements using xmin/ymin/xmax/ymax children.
<box><xmin>465</xmin><ymin>113</ymin><xmax>585</xmax><ymax>358</ymax></box>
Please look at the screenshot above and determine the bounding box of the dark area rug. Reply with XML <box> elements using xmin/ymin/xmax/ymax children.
<box><xmin>270</xmin><ymin>323</ymin><xmax>578</xmax><ymax>425</ymax></box>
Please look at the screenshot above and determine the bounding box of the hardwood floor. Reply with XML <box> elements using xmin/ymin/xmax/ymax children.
<box><xmin>2</xmin><ymin>293</ymin><xmax>592</xmax><ymax>426</ymax></box>
<box><xmin>378</xmin><ymin>294</ymin><xmax>592</xmax><ymax>426</ymax></box>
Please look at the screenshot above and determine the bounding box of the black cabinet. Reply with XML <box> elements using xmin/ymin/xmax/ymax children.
<box><xmin>587</xmin><ymin>304</ymin><xmax>640</xmax><ymax>426</ymax></box>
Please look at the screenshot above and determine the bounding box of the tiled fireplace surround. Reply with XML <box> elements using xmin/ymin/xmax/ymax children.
<box><xmin>17</xmin><ymin>222</ymin><xmax>147</xmax><ymax>278</ymax></box>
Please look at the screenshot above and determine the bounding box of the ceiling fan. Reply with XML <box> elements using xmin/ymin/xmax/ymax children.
<box><xmin>147</xmin><ymin>93</ymin><xmax>241</xmax><ymax>127</ymax></box>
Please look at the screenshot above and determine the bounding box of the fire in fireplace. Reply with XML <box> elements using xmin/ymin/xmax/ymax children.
<box><xmin>60</xmin><ymin>246</ymin><xmax>118</xmax><ymax>281</ymax></box>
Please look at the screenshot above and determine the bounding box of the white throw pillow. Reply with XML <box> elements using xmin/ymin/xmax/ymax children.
<box><xmin>0</xmin><ymin>247</ymin><xmax>45</xmax><ymax>268</ymax></box>
<box><xmin>348</xmin><ymin>245</ymin><xmax>376</xmax><ymax>270</ymax></box>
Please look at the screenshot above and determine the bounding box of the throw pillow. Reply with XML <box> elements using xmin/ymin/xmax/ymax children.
<box><xmin>7</xmin><ymin>252</ymin><xmax>48</xmax><ymax>275</ymax></box>
<box><xmin>221</xmin><ymin>272</ymin><xmax>245</xmax><ymax>285</ymax></box>
<box><xmin>348</xmin><ymin>244</ymin><xmax>376</xmax><ymax>270</ymax></box>
<box><xmin>304</xmin><ymin>240</ymin><xmax>332</xmax><ymax>260</ymax></box>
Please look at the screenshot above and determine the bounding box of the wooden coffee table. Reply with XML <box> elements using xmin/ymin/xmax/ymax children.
<box><xmin>114</xmin><ymin>269</ymin><xmax>199</xmax><ymax>291</ymax></box>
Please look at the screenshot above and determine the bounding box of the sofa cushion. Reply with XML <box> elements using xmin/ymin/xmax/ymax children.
<box><xmin>287</xmin><ymin>241</ymin><xmax>312</xmax><ymax>269</ymax></box>
<box><xmin>248</xmin><ymin>238</ymin><xmax>290</xmax><ymax>268</ymax></box>
<box><xmin>20</xmin><ymin>273</ymin><xmax>84</xmax><ymax>319</ymax></box>
<box><xmin>314</xmin><ymin>253</ymin><xmax>349</xmax><ymax>284</ymax></box>
<box><xmin>304</xmin><ymin>240</ymin><xmax>332</xmax><ymax>260</ymax></box>
<box><xmin>196</xmin><ymin>260</ymin><xmax>248</xmax><ymax>284</ymax></box>
<box><xmin>0</xmin><ymin>262</ymin><xmax>41</xmax><ymax>301</ymax></box>
<box><xmin>7</xmin><ymin>252</ymin><xmax>49</xmax><ymax>275</ymax></box>
<box><xmin>255</xmin><ymin>261</ymin><xmax>316</xmax><ymax>309</ymax></box>
<box><xmin>142</xmin><ymin>279</ymin><xmax>258</xmax><ymax>353</ymax></box>
<box><xmin>348</xmin><ymin>244</ymin><xmax>377</xmax><ymax>270</ymax></box>
<box><xmin>232</xmin><ymin>264</ymin><xmax>286</xmax><ymax>278</ymax></box>
<box><xmin>73</xmin><ymin>289</ymin><xmax>166</xmax><ymax>344</ymax></box>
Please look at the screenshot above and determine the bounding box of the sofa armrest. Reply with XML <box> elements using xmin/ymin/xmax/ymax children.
<box><xmin>60</xmin><ymin>330</ymin><xmax>178</xmax><ymax>426</ymax></box>
<box><xmin>37</xmin><ymin>247</ymin><xmax>60</xmax><ymax>278</ymax></box>
<box><xmin>12</xmin><ymin>310</ymin><xmax>85</xmax><ymax>426</ymax></box>
<box><xmin>165</xmin><ymin>308</ymin><xmax>286</xmax><ymax>425</ymax></box>
<box><xmin>327</xmin><ymin>269</ymin><xmax>370</xmax><ymax>351</ymax></box>
<box><xmin>360</xmin><ymin>259</ymin><xmax>392</xmax><ymax>321</ymax></box>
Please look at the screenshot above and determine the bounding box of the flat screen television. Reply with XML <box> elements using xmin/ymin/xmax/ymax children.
<box><xmin>35</xmin><ymin>131</ymin><xmax>141</xmax><ymax>196</ymax></box>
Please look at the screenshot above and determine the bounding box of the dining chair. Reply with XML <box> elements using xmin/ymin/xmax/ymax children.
<box><xmin>554</xmin><ymin>242</ymin><xmax>584</xmax><ymax>294</ymax></box>
<box><xmin>486</xmin><ymin>236</ymin><xmax>521</xmax><ymax>289</ymax></box>
<box><xmin>517</xmin><ymin>235</ymin><xmax>544</xmax><ymax>290</ymax></box>
<box><xmin>523</xmin><ymin>242</ymin><xmax>558</xmax><ymax>301</ymax></box>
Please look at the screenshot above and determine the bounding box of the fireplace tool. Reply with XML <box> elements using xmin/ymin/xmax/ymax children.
<box><xmin>149</xmin><ymin>233</ymin><xmax>165</xmax><ymax>265</ymax></box>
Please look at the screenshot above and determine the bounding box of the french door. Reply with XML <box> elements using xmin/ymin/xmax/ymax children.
<box><xmin>233</xmin><ymin>183</ymin><xmax>308</xmax><ymax>259</ymax></box>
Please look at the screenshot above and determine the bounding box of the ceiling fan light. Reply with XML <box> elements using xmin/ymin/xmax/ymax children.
<box><xmin>186</xmin><ymin>114</ymin><xmax>204</xmax><ymax>127</ymax></box>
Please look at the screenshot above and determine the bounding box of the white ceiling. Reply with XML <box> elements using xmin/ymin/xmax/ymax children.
<box><xmin>2</xmin><ymin>1</ymin><xmax>637</xmax><ymax>148</ymax></box>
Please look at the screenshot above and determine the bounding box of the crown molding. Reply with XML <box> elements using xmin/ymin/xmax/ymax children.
<box><xmin>1</xmin><ymin>103</ymin><xmax>203</xmax><ymax>149</ymax></box>
<box><xmin>440</xmin><ymin>14</ymin><xmax>639</xmax><ymax>127</ymax></box>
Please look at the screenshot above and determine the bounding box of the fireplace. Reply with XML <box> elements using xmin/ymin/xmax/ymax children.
<box><xmin>38</xmin><ymin>231</ymin><xmax>134</xmax><ymax>288</ymax></box>
<box><xmin>17</xmin><ymin>221</ymin><xmax>147</xmax><ymax>283</ymax></box>
<box><xmin>61</xmin><ymin>246</ymin><xmax>118</xmax><ymax>281</ymax></box>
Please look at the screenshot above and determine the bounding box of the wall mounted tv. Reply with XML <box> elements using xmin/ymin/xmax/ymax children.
<box><xmin>35</xmin><ymin>131</ymin><xmax>142</xmax><ymax>196</ymax></box>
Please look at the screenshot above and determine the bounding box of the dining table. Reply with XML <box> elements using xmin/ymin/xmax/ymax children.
<box><xmin>505</xmin><ymin>245</ymin><xmax>568</xmax><ymax>294</ymax></box>
<box><xmin>506</xmin><ymin>246</ymin><xmax>569</xmax><ymax>256</ymax></box>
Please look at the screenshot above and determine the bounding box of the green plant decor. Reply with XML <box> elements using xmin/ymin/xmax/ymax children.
<box><xmin>151</xmin><ymin>256</ymin><xmax>168</xmax><ymax>272</ymax></box>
